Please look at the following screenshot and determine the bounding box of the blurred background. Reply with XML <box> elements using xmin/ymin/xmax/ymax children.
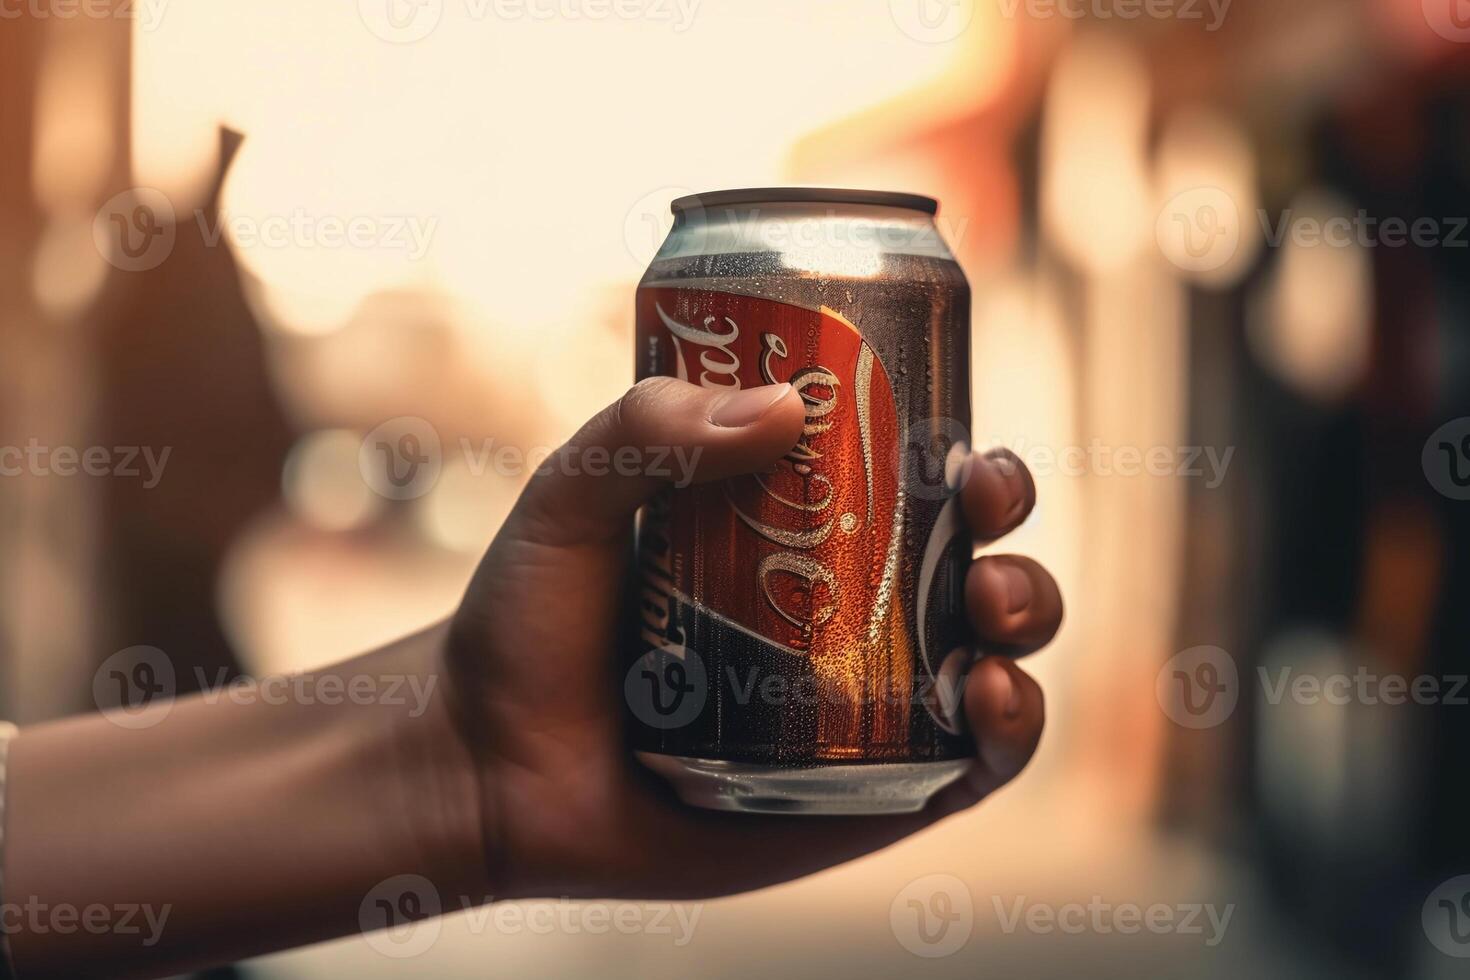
<box><xmin>2</xmin><ymin>0</ymin><xmax>1470</xmax><ymax>976</ymax></box>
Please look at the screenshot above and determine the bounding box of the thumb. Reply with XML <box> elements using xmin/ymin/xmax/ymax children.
<box><xmin>506</xmin><ymin>377</ymin><xmax>804</xmax><ymax>548</ymax></box>
<box><xmin>448</xmin><ymin>378</ymin><xmax>802</xmax><ymax>746</ymax></box>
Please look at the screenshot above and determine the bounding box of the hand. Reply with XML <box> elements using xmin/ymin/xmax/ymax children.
<box><xmin>0</xmin><ymin>376</ymin><xmax>1062</xmax><ymax>977</ymax></box>
<box><xmin>444</xmin><ymin>377</ymin><xmax>1064</xmax><ymax>900</ymax></box>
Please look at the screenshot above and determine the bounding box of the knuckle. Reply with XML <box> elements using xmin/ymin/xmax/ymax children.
<box><xmin>609</xmin><ymin>377</ymin><xmax>679</xmax><ymax>440</ymax></box>
<box><xmin>622</xmin><ymin>376</ymin><xmax>680</xmax><ymax>413</ymax></box>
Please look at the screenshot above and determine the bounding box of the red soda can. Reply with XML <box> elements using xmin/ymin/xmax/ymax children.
<box><xmin>627</xmin><ymin>188</ymin><xmax>973</xmax><ymax>814</ymax></box>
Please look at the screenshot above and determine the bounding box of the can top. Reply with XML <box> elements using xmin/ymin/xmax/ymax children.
<box><xmin>671</xmin><ymin>187</ymin><xmax>939</xmax><ymax>216</ymax></box>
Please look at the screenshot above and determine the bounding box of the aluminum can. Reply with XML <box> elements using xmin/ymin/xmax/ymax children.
<box><xmin>627</xmin><ymin>187</ymin><xmax>972</xmax><ymax>814</ymax></box>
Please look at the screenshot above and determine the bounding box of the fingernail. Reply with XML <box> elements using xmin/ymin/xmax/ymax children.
<box><xmin>1005</xmin><ymin>669</ymin><xmax>1024</xmax><ymax>718</ymax></box>
<box><xmin>996</xmin><ymin>560</ymin><xmax>1032</xmax><ymax>614</ymax></box>
<box><xmin>982</xmin><ymin>449</ymin><xmax>1028</xmax><ymax>521</ymax></box>
<box><xmin>988</xmin><ymin>659</ymin><xmax>1023</xmax><ymax>719</ymax></box>
<box><xmin>709</xmin><ymin>383</ymin><xmax>792</xmax><ymax>428</ymax></box>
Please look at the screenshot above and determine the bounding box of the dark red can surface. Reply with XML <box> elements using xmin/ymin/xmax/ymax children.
<box><xmin>627</xmin><ymin>188</ymin><xmax>973</xmax><ymax>814</ymax></box>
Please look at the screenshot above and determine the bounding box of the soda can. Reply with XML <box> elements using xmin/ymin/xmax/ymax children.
<box><xmin>628</xmin><ymin>187</ymin><xmax>973</xmax><ymax>814</ymax></box>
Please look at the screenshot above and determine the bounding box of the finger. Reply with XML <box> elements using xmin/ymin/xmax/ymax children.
<box><xmin>962</xmin><ymin>656</ymin><xmax>1045</xmax><ymax>797</ymax></box>
<box><xmin>509</xmin><ymin>377</ymin><xmax>805</xmax><ymax>547</ymax></box>
<box><xmin>960</xmin><ymin>448</ymin><xmax>1035</xmax><ymax>542</ymax></box>
<box><xmin>964</xmin><ymin>555</ymin><xmax>1063</xmax><ymax>654</ymax></box>
<box><xmin>926</xmin><ymin>657</ymin><xmax>1045</xmax><ymax>815</ymax></box>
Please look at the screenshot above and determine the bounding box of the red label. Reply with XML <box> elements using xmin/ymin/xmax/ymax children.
<box><xmin>637</xmin><ymin>287</ymin><xmax>915</xmax><ymax>750</ymax></box>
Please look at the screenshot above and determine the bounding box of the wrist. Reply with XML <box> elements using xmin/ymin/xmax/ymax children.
<box><xmin>373</xmin><ymin>620</ymin><xmax>495</xmax><ymax>907</ymax></box>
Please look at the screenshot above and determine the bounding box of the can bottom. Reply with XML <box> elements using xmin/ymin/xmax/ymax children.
<box><xmin>636</xmin><ymin>753</ymin><xmax>971</xmax><ymax>815</ymax></box>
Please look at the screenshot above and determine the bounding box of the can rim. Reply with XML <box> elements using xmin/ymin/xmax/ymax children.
<box><xmin>671</xmin><ymin>187</ymin><xmax>939</xmax><ymax>216</ymax></box>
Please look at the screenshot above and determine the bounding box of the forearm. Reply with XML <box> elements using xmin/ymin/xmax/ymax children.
<box><xmin>2</xmin><ymin>622</ymin><xmax>488</xmax><ymax>979</ymax></box>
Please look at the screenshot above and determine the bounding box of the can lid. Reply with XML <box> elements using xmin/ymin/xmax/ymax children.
<box><xmin>671</xmin><ymin>187</ymin><xmax>939</xmax><ymax>216</ymax></box>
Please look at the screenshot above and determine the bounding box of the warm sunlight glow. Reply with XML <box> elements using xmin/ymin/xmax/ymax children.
<box><xmin>1041</xmin><ymin>34</ymin><xmax>1152</xmax><ymax>275</ymax></box>
<box><xmin>33</xmin><ymin>30</ymin><xmax>113</xmax><ymax>215</ymax></box>
<box><xmin>135</xmin><ymin>3</ymin><xmax>968</xmax><ymax>336</ymax></box>
<box><xmin>1249</xmin><ymin>189</ymin><xmax>1372</xmax><ymax>402</ymax></box>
